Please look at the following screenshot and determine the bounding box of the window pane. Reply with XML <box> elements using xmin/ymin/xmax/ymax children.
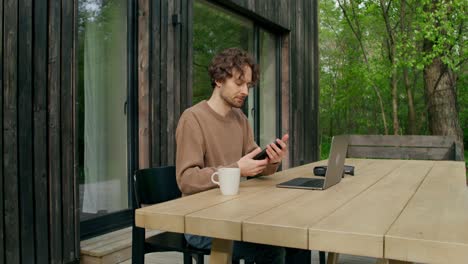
<box><xmin>259</xmin><ymin>30</ymin><xmax>278</xmax><ymax>147</ymax></box>
<box><xmin>193</xmin><ymin>0</ymin><xmax>254</xmax><ymax>104</ymax></box>
<box><xmin>78</xmin><ymin>0</ymin><xmax>128</xmax><ymax>220</ymax></box>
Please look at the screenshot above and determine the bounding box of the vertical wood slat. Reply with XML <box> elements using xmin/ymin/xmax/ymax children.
<box><xmin>302</xmin><ymin>0</ymin><xmax>307</xmax><ymax>163</ymax></box>
<box><xmin>296</xmin><ymin>0</ymin><xmax>306</xmax><ymax>166</ymax></box>
<box><xmin>61</xmin><ymin>0</ymin><xmax>75</xmax><ymax>261</ymax></box>
<box><xmin>4</xmin><ymin>0</ymin><xmax>20</xmax><ymax>262</ymax></box>
<box><xmin>186</xmin><ymin>0</ymin><xmax>193</xmax><ymax>111</ymax></box>
<box><xmin>304</xmin><ymin>0</ymin><xmax>313</xmax><ymax>162</ymax></box>
<box><xmin>312</xmin><ymin>0</ymin><xmax>319</xmax><ymax>161</ymax></box>
<box><xmin>151</xmin><ymin>0</ymin><xmax>161</xmax><ymax>166</ymax></box>
<box><xmin>160</xmin><ymin>0</ymin><xmax>168</xmax><ymax>165</ymax></box>
<box><xmin>289</xmin><ymin>0</ymin><xmax>299</xmax><ymax>167</ymax></box>
<box><xmin>246</xmin><ymin>0</ymin><xmax>254</xmax><ymax>10</ymax></box>
<box><xmin>48</xmin><ymin>0</ymin><xmax>63</xmax><ymax>262</ymax></box>
<box><xmin>18</xmin><ymin>0</ymin><xmax>35</xmax><ymax>262</ymax></box>
<box><xmin>139</xmin><ymin>0</ymin><xmax>151</xmax><ymax>169</ymax></box>
<box><xmin>281</xmin><ymin>35</ymin><xmax>290</xmax><ymax>169</ymax></box>
<box><xmin>279</xmin><ymin>0</ymin><xmax>289</xmax><ymax>30</ymax></box>
<box><xmin>173</xmin><ymin>0</ymin><xmax>181</xmax><ymax>161</ymax></box>
<box><xmin>302</xmin><ymin>0</ymin><xmax>309</xmax><ymax>162</ymax></box>
<box><xmin>180</xmin><ymin>0</ymin><xmax>188</xmax><ymax>111</ymax></box>
<box><xmin>0</xmin><ymin>0</ymin><xmax>5</xmax><ymax>261</ymax></box>
<box><xmin>215</xmin><ymin>0</ymin><xmax>290</xmax><ymax>31</ymax></box>
<box><xmin>33</xmin><ymin>0</ymin><xmax>50</xmax><ymax>262</ymax></box>
<box><xmin>166</xmin><ymin>0</ymin><xmax>176</xmax><ymax>165</ymax></box>
<box><xmin>4</xmin><ymin>0</ymin><xmax>20</xmax><ymax>263</ymax></box>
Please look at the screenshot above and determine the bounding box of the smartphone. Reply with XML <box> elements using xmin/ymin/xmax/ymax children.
<box><xmin>253</xmin><ymin>141</ymin><xmax>282</xmax><ymax>160</ymax></box>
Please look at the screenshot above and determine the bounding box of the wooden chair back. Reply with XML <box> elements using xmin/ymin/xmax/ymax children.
<box><xmin>346</xmin><ymin>135</ymin><xmax>463</xmax><ymax>161</ymax></box>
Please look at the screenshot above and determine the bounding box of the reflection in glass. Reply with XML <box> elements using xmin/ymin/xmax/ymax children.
<box><xmin>77</xmin><ymin>0</ymin><xmax>128</xmax><ymax>220</ymax></box>
<box><xmin>259</xmin><ymin>30</ymin><xmax>277</xmax><ymax>147</ymax></box>
<box><xmin>192</xmin><ymin>0</ymin><xmax>279</xmax><ymax>148</ymax></box>
<box><xmin>193</xmin><ymin>0</ymin><xmax>254</xmax><ymax>104</ymax></box>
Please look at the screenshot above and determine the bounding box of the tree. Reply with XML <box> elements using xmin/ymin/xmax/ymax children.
<box><xmin>413</xmin><ymin>0</ymin><xmax>466</xmax><ymax>153</ymax></box>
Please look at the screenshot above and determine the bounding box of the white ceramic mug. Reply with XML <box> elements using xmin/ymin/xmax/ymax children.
<box><xmin>211</xmin><ymin>168</ymin><xmax>241</xmax><ymax>195</ymax></box>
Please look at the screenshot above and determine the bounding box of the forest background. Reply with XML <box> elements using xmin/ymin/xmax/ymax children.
<box><xmin>318</xmin><ymin>0</ymin><xmax>467</xmax><ymax>175</ymax></box>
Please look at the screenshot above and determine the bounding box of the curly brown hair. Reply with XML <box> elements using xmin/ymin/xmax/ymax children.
<box><xmin>208</xmin><ymin>48</ymin><xmax>259</xmax><ymax>89</ymax></box>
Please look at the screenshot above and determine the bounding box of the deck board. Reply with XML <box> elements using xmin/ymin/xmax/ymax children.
<box><xmin>118</xmin><ymin>252</ymin><xmax>377</xmax><ymax>264</ymax></box>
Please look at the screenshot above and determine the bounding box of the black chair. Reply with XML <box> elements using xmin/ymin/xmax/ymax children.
<box><xmin>132</xmin><ymin>166</ymin><xmax>210</xmax><ymax>264</ymax></box>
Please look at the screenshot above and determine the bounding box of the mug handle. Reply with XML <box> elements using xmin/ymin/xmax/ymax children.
<box><xmin>211</xmin><ymin>172</ymin><xmax>220</xmax><ymax>186</ymax></box>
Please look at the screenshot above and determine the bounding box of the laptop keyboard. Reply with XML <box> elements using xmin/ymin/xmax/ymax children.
<box><xmin>302</xmin><ymin>179</ymin><xmax>324</xmax><ymax>188</ymax></box>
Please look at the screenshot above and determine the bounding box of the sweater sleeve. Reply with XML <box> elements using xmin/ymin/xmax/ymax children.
<box><xmin>175</xmin><ymin>112</ymin><xmax>238</xmax><ymax>195</ymax></box>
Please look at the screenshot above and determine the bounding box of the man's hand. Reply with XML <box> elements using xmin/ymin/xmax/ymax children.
<box><xmin>237</xmin><ymin>148</ymin><xmax>269</xmax><ymax>177</ymax></box>
<box><xmin>266</xmin><ymin>134</ymin><xmax>289</xmax><ymax>164</ymax></box>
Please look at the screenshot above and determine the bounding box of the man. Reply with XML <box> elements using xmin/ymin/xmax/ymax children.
<box><xmin>176</xmin><ymin>47</ymin><xmax>288</xmax><ymax>263</ymax></box>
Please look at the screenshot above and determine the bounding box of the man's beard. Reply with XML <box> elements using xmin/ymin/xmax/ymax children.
<box><xmin>221</xmin><ymin>93</ymin><xmax>245</xmax><ymax>108</ymax></box>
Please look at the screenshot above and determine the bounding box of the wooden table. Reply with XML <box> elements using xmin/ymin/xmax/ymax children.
<box><xmin>135</xmin><ymin>159</ymin><xmax>468</xmax><ymax>264</ymax></box>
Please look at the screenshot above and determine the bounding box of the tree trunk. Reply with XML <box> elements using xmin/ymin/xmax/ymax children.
<box><xmin>391</xmin><ymin>67</ymin><xmax>399</xmax><ymax>135</ymax></box>
<box><xmin>400</xmin><ymin>0</ymin><xmax>416</xmax><ymax>135</ymax></box>
<box><xmin>404</xmin><ymin>67</ymin><xmax>416</xmax><ymax>134</ymax></box>
<box><xmin>422</xmin><ymin>0</ymin><xmax>464</xmax><ymax>160</ymax></box>
<box><xmin>379</xmin><ymin>0</ymin><xmax>399</xmax><ymax>135</ymax></box>
<box><xmin>423</xmin><ymin>56</ymin><xmax>464</xmax><ymax>149</ymax></box>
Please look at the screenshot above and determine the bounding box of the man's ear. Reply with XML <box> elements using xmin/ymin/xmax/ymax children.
<box><xmin>214</xmin><ymin>79</ymin><xmax>223</xmax><ymax>88</ymax></box>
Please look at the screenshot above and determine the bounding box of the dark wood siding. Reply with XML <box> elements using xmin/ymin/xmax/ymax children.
<box><xmin>144</xmin><ymin>0</ymin><xmax>319</xmax><ymax>167</ymax></box>
<box><xmin>139</xmin><ymin>0</ymin><xmax>151</xmax><ymax>168</ymax></box>
<box><xmin>4</xmin><ymin>1</ymin><xmax>20</xmax><ymax>264</ymax></box>
<box><xmin>48</xmin><ymin>0</ymin><xmax>63</xmax><ymax>261</ymax></box>
<box><xmin>146</xmin><ymin>0</ymin><xmax>190</xmax><ymax>166</ymax></box>
<box><xmin>0</xmin><ymin>0</ymin><xmax>3</xmax><ymax>259</ymax></box>
<box><xmin>18</xmin><ymin>0</ymin><xmax>35</xmax><ymax>262</ymax></box>
<box><xmin>1</xmin><ymin>0</ymin><xmax>79</xmax><ymax>263</ymax></box>
<box><xmin>222</xmin><ymin>0</ymin><xmax>290</xmax><ymax>29</ymax></box>
<box><xmin>61</xmin><ymin>0</ymin><xmax>75</xmax><ymax>262</ymax></box>
<box><xmin>33</xmin><ymin>0</ymin><xmax>50</xmax><ymax>262</ymax></box>
<box><xmin>150</xmin><ymin>0</ymin><xmax>162</xmax><ymax>166</ymax></box>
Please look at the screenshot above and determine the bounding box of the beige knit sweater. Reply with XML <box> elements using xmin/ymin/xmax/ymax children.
<box><xmin>175</xmin><ymin>100</ymin><xmax>279</xmax><ymax>195</ymax></box>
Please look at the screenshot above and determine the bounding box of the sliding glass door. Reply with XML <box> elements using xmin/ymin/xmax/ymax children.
<box><xmin>77</xmin><ymin>0</ymin><xmax>133</xmax><ymax>238</ymax></box>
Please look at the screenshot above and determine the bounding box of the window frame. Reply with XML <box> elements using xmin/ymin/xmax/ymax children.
<box><xmin>192</xmin><ymin>0</ymin><xmax>284</xmax><ymax>144</ymax></box>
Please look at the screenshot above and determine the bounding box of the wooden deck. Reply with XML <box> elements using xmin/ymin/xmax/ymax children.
<box><xmin>119</xmin><ymin>252</ymin><xmax>377</xmax><ymax>264</ymax></box>
<box><xmin>81</xmin><ymin>227</ymin><xmax>378</xmax><ymax>264</ymax></box>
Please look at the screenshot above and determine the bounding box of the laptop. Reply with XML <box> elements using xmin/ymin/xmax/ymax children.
<box><xmin>277</xmin><ymin>135</ymin><xmax>349</xmax><ymax>190</ymax></box>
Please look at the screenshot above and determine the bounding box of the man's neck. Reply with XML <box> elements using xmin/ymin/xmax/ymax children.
<box><xmin>207</xmin><ymin>95</ymin><xmax>231</xmax><ymax>117</ymax></box>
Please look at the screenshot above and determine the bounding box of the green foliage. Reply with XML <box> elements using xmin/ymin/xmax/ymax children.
<box><xmin>320</xmin><ymin>136</ymin><xmax>332</xmax><ymax>160</ymax></box>
<box><xmin>319</xmin><ymin>0</ymin><xmax>467</xmax><ymax>156</ymax></box>
<box><xmin>465</xmin><ymin>150</ymin><xmax>468</xmax><ymax>181</ymax></box>
<box><xmin>457</xmin><ymin>64</ymin><xmax>468</xmax><ymax>146</ymax></box>
<box><xmin>398</xmin><ymin>0</ymin><xmax>468</xmax><ymax>71</ymax></box>
<box><xmin>193</xmin><ymin>0</ymin><xmax>253</xmax><ymax>104</ymax></box>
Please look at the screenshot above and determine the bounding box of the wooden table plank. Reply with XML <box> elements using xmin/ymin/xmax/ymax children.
<box><xmin>308</xmin><ymin>160</ymin><xmax>434</xmax><ymax>258</ymax></box>
<box><xmin>185</xmin><ymin>160</ymin><xmax>368</xmax><ymax>241</ymax></box>
<box><xmin>185</xmin><ymin>183</ymin><xmax>309</xmax><ymax>240</ymax></box>
<box><xmin>242</xmin><ymin>159</ymin><xmax>403</xmax><ymax>249</ymax></box>
<box><xmin>135</xmin><ymin>160</ymin><xmax>329</xmax><ymax>232</ymax></box>
<box><xmin>385</xmin><ymin>161</ymin><xmax>468</xmax><ymax>263</ymax></box>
